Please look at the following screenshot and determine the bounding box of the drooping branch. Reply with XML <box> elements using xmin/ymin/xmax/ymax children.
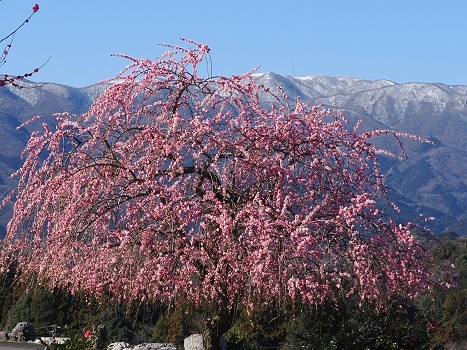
<box><xmin>0</xmin><ymin>4</ymin><xmax>46</xmax><ymax>87</ymax></box>
<box><xmin>0</xmin><ymin>41</ymin><xmax>452</xmax><ymax>322</ymax></box>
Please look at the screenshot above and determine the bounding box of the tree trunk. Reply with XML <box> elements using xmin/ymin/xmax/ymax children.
<box><xmin>203</xmin><ymin>308</ymin><xmax>234</xmax><ymax>350</ymax></box>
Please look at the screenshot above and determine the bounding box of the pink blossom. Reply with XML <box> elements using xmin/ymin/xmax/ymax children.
<box><xmin>0</xmin><ymin>40</ymin><xmax>452</xmax><ymax>313</ymax></box>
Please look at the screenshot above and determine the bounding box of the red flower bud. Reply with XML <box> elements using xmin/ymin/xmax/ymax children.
<box><xmin>34</xmin><ymin>68</ymin><xmax>39</xmax><ymax>73</ymax></box>
<box><xmin>32</xmin><ymin>4</ymin><xmax>39</xmax><ymax>13</ymax></box>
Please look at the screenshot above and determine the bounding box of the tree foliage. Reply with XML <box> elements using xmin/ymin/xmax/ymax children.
<box><xmin>0</xmin><ymin>41</ymin><xmax>450</xmax><ymax>338</ymax></box>
<box><xmin>430</xmin><ymin>239</ymin><xmax>467</xmax><ymax>346</ymax></box>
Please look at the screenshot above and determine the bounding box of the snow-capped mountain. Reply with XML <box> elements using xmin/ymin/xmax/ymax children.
<box><xmin>0</xmin><ymin>75</ymin><xmax>465</xmax><ymax>236</ymax></box>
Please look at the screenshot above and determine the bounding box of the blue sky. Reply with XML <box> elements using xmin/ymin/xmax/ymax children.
<box><xmin>2</xmin><ymin>0</ymin><xmax>467</xmax><ymax>87</ymax></box>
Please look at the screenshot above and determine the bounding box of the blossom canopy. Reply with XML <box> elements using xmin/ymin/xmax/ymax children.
<box><xmin>0</xmin><ymin>41</ymin><xmax>441</xmax><ymax>308</ymax></box>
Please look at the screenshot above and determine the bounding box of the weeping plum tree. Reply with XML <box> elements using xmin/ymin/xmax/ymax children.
<box><xmin>0</xmin><ymin>41</ymin><xmax>449</xmax><ymax>348</ymax></box>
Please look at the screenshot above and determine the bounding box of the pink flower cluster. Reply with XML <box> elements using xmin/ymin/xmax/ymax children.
<box><xmin>0</xmin><ymin>41</ymin><xmax>451</xmax><ymax>310</ymax></box>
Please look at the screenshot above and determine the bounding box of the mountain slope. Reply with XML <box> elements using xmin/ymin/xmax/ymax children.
<box><xmin>254</xmin><ymin>73</ymin><xmax>466</xmax><ymax>233</ymax></box>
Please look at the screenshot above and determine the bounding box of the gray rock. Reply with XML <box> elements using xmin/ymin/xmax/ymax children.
<box><xmin>133</xmin><ymin>343</ymin><xmax>176</xmax><ymax>350</ymax></box>
<box><xmin>41</xmin><ymin>337</ymin><xmax>70</xmax><ymax>345</ymax></box>
<box><xmin>106</xmin><ymin>342</ymin><xmax>177</xmax><ymax>350</ymax></box>
<box><xmin>184</xmin><ymin>334</ymin><xmax>204</xmax><ymax>350</ymax></box>
<box><xmin>0</xmin><ymin>331</ymin><xmax>9</xmax><ymax>341</ymax></box>
<box><xmin>107</xmin><ymin>342</ymin><xmax>133</xmax><ymax>350</ymax></box>
<box><xmin>10</xmin><ymin>322</ymin><xmax>36</xmax><ymax>342</ymax></box>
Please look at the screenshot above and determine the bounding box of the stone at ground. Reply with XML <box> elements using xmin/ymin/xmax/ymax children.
<box><xmin>40</xmin><ymin>337</ymin><xmax>70</xmax><ymax>345</ymax></box>
<box><xmin>0</xmin><ymin>333</ymin><xmax>8</xmax><ymax>342</ymax></box>
<box><xmin>10</xmin><ymin>322</ymin><xmax>36</xmax><ymax>342</ymax></box>
<box><xmin>133</xmin><ymin>344</ymin><xmax>176</xmax><ymax>350</ymax></box>
<box><xmin>184</xmin><ymin>334</ymin><xmax>204</xmax><ymax>350</ymax></box>
<box><xmin>444</xmin><ymin>341</ymin><xmax>467</xmax><ymax>350</ymax></box>
<box><xmin>107</xmin><ymin>342</ymin><xmax>133</xmax><ymax>350</ymax></box>
<box><xmin>107</xmin><ymin>344</ymin><xmax>176</xmax><ymax>350</ymax></box>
